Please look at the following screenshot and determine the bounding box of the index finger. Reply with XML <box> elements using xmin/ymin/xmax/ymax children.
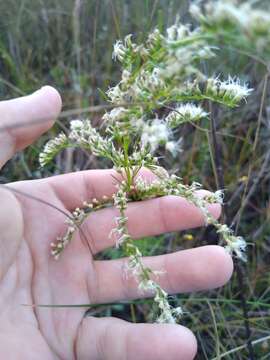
<box><xmin>46</xmin><ymin>168</ymin><xmax>156</xmax><ymax>210</ymax></box>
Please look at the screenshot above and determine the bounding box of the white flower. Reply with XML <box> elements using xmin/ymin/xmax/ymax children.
<box><xmin>107</xmin><ymin>85</ymin><xmax>123</xmax><ymax>103</ymax></box>
<box><xmin>166</xmin><ymin>24</ymin><xmax>190</xmax><ymax>41</ymax></box>
<box><xmin>225</xmin><ymin>236</ymin><xmax>247</xmax><ymax>261</ymax></box>
<box><xmin>39</xmin><ymin>133</ymin><xmax>68</xmax><ymax>167</ymax></box>
<box><xmin>147</xmin><ymin>28</ymin><xmax>163</xmax><ymax>48</ymax></box>
<box><xmin>172</xmin><ymin>306</ymin><xmax>183</xmax><ymax>318</ymax></box>
<box><xmin>219</xmin><ymin>77</ymin><xmax>252</xmax><ymax>102</ymax></box>
<box><xmin>189</xmin><ymin>3</ymin><xmax>203</xmax><ymax>20</ymax></box>
<box><xmin>165</xmin><ymin>139</ymin><xmax>183</xmax><ymax>157</ymax></box>
<box><xmin>250</xmin><ymin>10</ymin><xmax>270</xmax><ymax>34</ymax></box>
<box><xmin>204</xmin><ymin>190</ymin><xmax>224</xmax><ymax>205</ymax></box>
<box><xmin>207</xmin><ymin>77</ymin><xmax>253</xmax><ymax>103</ymax></box>
<box><xmin>136</xmin><ymin>68</ymin><xmax>165</xmax><ymax>92</ymax></box>
<box><xmin>196</xmin><ymin>1</ymin><xmax>270</xmax><ymax>50</ymax></box>
<box><xmin>159</xmin><ymin>58</ymin><xmax>183</xmax><ymax>78</ymax></box>
<box><xmin>205</xmin><ymin>1</ymin><xmax>249</xmax><ymax>28</ymax></box>
<box><xmin>102</xmin><ymin>107</ymin><xmax>128</xmax><ymax>123</ymax></box>
<box><xmin>112</xmin><ymin>40</ymin><xmax>126</xmax><ymax>61</ymax></box>
<box><xmin>70</xmin><ymin>119</ymin><xmax>84</xmax><ymax>130</ymax></box>
<box><xmin>138</xmin><ymin>279</ymin><xmax>156</xmax><ymax>293</ymax></box>
<box><xmin>141</xmin><ymin>119</ymin><xmax>170</xmax><ymax>153</ymax></box>
<box><xmin>112</xmin><ymin>34</ymin><xmax>135</xmax><ymax>62</ymax></box>
<box><xmin>121</xmin><ymin>69</ymin><xmax>131</xmax><ymax>82</ymax></box>
<box><xmin>167</xmin><ymin>24</ymin><xmax>178</xmax><ymax>41</ymax></box>
<box><xmin>166</xmin><ymin>103</ymin><xmax>208</xmax><ymax>128</ymax></box>
<box><xmin>213</xmin><ymin>190</ymin><xmax>224</xmax><ymax>204</ymax></box>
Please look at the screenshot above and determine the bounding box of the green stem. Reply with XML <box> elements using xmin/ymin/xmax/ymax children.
<box><xmin>123</xmin><ymin>136</ymin><xmax>132</xmax><ymax>188</ymax></box>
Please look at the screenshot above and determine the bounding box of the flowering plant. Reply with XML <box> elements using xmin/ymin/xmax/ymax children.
<box><xmin>39</xmin><ymin>0</ymin><xmax>257</xmax><ymax>323</ymax></box>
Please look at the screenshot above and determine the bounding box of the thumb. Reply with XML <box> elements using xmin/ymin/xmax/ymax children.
<box><xmin>0</xmin><ymin>86</ymin><xmax>62</xmax><ymax>168</ymax></box>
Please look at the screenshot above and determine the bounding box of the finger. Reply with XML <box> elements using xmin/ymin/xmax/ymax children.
<box><xmin>46</xmin><ymin>168</ymin><xmax>156</xmax><ymax>210</ymax></box>
<box><xmin>82</xmin><ymin>192</ymin><xmax>221</xmax><ymax>254</ymax></box>
<box><xmin>90</xmin><ymin>246</ymin><xmax>233</xmax><ymax>303</ymax></box>
<box><xmin>46</xmin><ymin>168</ymin><xmax>220</xmax><ymax>254</ymax></box>
<box><xmin>0</xmin><ymin>86</ymin><xmax>62</xmax><ymax>168</ymax></box>
<box><xmin>75</xmin><ymin>316</ymin><xmax>197</xmax><ymax>360</ymax></box>
<box><xmin>0</xmin><ymin>188</ymin><xmax>23</xmax><ymax>279</ymax></box>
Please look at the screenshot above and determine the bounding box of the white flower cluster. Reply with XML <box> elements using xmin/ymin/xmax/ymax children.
<box><xmin>130</xmin><ymin>251</ymin><xmax>183</xmax><ymax>324</ymax></box>
<box><xmin>107</xmin><ymin>20</ymin><xmax>253</xmax><ymax>140</ymax></box>
<box><xmin>135</xmin><ymin>174</ymin><xmax>247</xmax><ymax>261</ymax></box>
<box><xmin>69</xmin><ymin>119</ymin><xmax>112</xmax><ymax>158</ymax></box>
<box><xmin>52</xmin><ymin>196</ymin><xmax>112</xmax><ymax>259</ymax></box>
<box><xmin>51</xmin><ymin>207</ymin><xmax>87</xmax><ymax>260</ymax></box>
<box><xmin>165</xmin><ymin>139</ymin><xmax>183</xmax><ymax>158</ymax></box>
<box><xmin>216</xmin><ymin>224</ymin><xmax>247</xmax><ymax>261</ymax></box>
<box><xmin>112</xmin><ymin>34</ymin><xmax>150</xmax><ymax>63</ymax></box>
<box><xmin>132</xmin><ymin>259</ymin><xmax>182</xmax><ymax>324</ymax></box>
<box><xmin>70</xmin><ymin>119</ymin><xmax>97</xmax><ymax>143</ymax></box>
<box><xmin>154</xmin><ymin>286</ymin><xmax>183</xmax><ymax>324</ymax></box>
<box><xmin>106</xmin><ymin>85</ymin><xmax>124</xmax><ymax>104</ymax></box>
<box><xmin>166</xmin><ymin>23</ymin><xmax>191</xmax><ymax>42</ymax></box>
<box><xmin>136</xmin><ymin>68</ymin><xmax>165</xmax><ymax>93</ymax></box>
<box><xmin>190</xmin><ymin>0</ymin><xmax>270</xmax><ymax>51</ymax></box>
<box><xmin>102</xmin><ymin>107</ymin><xmax>129</xmax><ymax>123</ymax></box>
<box><xmin>112</xmin><ymin>34</ymin><xmax>133</xmax><ymax>62</ymax></box>
<box><xmin>112</xmin><ymin>183</ymin><xmax>182</xmax><ymax>324</ymax></box>
<box><xmin>146</xmin><ymin>28</ymin><xmax>163</xmax><ymax>49</ymax></box>
<box><xmin>102</xmin><ymin>106</ymin><xmax>140</xmax><ymax>138</ymax></box>
<box><xmin>193</xmin><ymin>197</ymin><xmax>247</xmax><ymax>262</ymax></box>
<box><xmin>39</xmin><ymin>119</ymin><xmax>116</xmax><ymax>168</ymax></box>
<box><xmin>159</xmin><ymin>48</ymin><xmax>207</xmax><ymax>80</ymax></box>
<box><xmin>226</xmin><ymin>236</ymin><xmax>247</xmax><ymax>261</ymax></box>
<box><xmin>160</xmin><ymin>24</ymin><xmax>215</xmax><ymax>80</ymax></box>
<box><xmin>112</xmin><ymin>186</ymin><xmax>131</xmax><ymax>247</ymax></box>
<box><xmin>135</xmin><ymin>175</ymin><xmax>201</xmax><ymax>201</ymax></box>
<box><xmin>39</xmin><ymin>133</ymin><xmax>68</xmax><ymax>167</ymax></box>
<box><xmin>171</xmin><ymin>76</ymin><xmax>252</xmax><ymax>107</ymax></box>
<box><xmin>141</xmin><ymin>118</ymin><xmax>170</xmax><ymax>153</ymax></box>
<box><xmin>190</xmin><ymin>1</ymin><xmax>245</xmax><ymax>26</ymax></box>
<box><xmin>138</xmin><ymin>117</ymin><xmax>182</xmax><ymax>157</ymax></box>
<box><xmin>206</xmin><ymin>77</ymin><xmax>253</xmax><ymax>104</ymax></box>
<box><xmin>166</xmin><ymin>103</ymin><xmax>208</xmax><ymax>128</ymax></box>
<box><xmin>108</xmin><ymin>23</ymin><xmax>214</xmax><ymax>106</ymax></box>
<box><xmin>204</xmin><ymin>190</ymin><xmax>225</xmax><ymax>205</ymax></box>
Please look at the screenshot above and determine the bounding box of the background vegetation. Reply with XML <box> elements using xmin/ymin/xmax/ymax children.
<box><xmin>0</xmin><ymin>0</ymin><xmax>269</xmax><ymax>358</ymax></box>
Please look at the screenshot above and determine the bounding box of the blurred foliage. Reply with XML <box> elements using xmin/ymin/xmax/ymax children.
<box><xmin>0</xmin><ymin>0</ymin><xmax>270</xmax><ymax>359</ymax></box>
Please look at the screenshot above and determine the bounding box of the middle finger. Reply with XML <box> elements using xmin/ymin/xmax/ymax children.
<box><xmin>89</xmin><ymin>245</ymin><xmax>233</xmax><ymax>303</ymax></box>
<box><xmin>83</xmin><ymin>193</ymin><xmax>221</xmax><ymax>254</ymax></box>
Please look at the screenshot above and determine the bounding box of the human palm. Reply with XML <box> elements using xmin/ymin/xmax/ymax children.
<box><xmin>0</xmin><ymin>87</ymin><xmax>233</xmax><ymax>360</ymax></box>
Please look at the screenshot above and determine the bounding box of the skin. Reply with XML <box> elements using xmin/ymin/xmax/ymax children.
<box><xmin>0</xmin><ymin>86</ymin><xmax>233</xmax><ymax>360</ymax></box>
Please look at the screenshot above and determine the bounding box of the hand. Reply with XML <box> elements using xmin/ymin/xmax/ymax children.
<box><xmin>0</xmin><ymin>87</ymin><xmax>233</xmax><ymax>360</ymax></box>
